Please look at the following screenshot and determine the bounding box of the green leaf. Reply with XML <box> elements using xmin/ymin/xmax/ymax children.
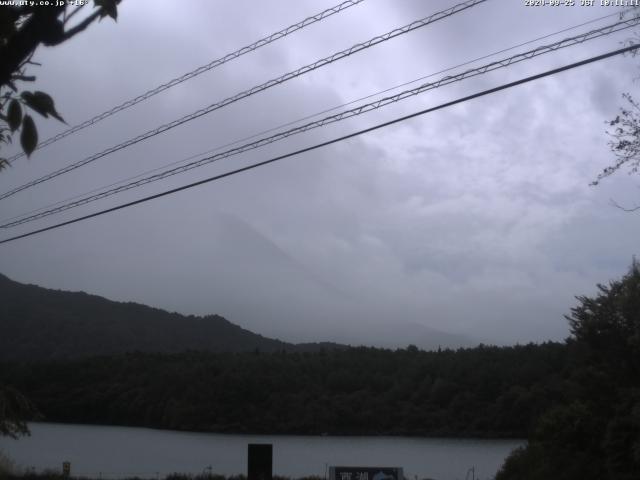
<box><xmin>21</xmin><ymin>91</ymin><xmax>65</xmax><ymax>123</ymax></box>
<box><xmin>20</xmin><ymin>115</ymin><xmax>38</xmax><ymax>157</ymax></box>
<box><xmin>7</xmin><ymin>99</ymin><xmax>22</xmax><ymax>132</ymax></box>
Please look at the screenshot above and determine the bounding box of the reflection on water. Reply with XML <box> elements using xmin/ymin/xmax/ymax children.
<box><xmin>0</xmin><ymin>423</ymin><xmax>523</xmax><ymax>480</ymax></box>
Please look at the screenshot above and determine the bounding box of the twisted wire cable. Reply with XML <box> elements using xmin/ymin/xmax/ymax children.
<box><xmin>1</xmin><ymin>43</ymin><xmax>638</xmax><ymax>245</ymax></box>
<box><xmin>3</xmin><ymin>14</ymin><xmax>636</xmax><ymax>230</ymax></box>
<box><xmin>0</xmin><ymin>0</ymin><xmax>487</xmax><ymax>201</ymax></box>
<box><xmin>6</xmin><ymin>0</ymin><xmax>366</xmax><ymax>162</ymax></box>
<box><xmin>1</xmin><ymin>9</ymin><xmax>623</xmax><ymax>226</ymax></box>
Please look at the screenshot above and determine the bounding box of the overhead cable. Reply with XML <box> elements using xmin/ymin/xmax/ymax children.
<box><xmin>6</xmin><ymin>0</ymin><xmax>366</xmax><ymax>162</ymax></box>
<box><xmin>1</xmin><ymin>43</ymin><xmax>637</xmax><ymax>245</ymax></box>
<box><xmin>2</xmin><ymin>5</ymin><xmax>632</xmax><ymax>226</ymax></box>
<box><xmin>2</xmin><ymin>15</ymin><xmax>637</xmax><ymax>229</ymax></box>
<box><xmin>0</xmin><ymin>0</ymin><xmax>487</xmax><ymax>201</ymax></box>
<box><xmin>2</xmin><ymin>7</ymin><xmax>623</xmax><ymax>227</ymax></box>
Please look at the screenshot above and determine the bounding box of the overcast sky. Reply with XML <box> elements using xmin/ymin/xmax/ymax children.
<box><xmin>1</xmin><ymin>0</ymin><xmax>639</xmax><ymax>347</ymax></box>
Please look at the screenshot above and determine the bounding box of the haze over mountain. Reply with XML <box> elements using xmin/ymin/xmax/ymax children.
<box><xmin>178</xmin><ymin>212</ymin><xmax>476</xmax><ymax>349</ymax></box>
<box><xmin>0</xmin><ymin>272</ymin><xmax>473</xmax><ymax>361</ymax></box>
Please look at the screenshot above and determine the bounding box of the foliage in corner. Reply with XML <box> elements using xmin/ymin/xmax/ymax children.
<box><xmin>497</xmin><ymin>260</ymin><xmax>640</xmax><ymax>480</ymax></box>
<box><xmin>0</xmin><ymin>386</ymin><xmax>39</xmax><ymax>439</ymax></box>
<box><xmin>594</xmin><ymin>6</ymin><xmax>640</xmax><ymax>202</ymax></box>
<box><xmin>595</xmin><ymin>93</ymin><xmax>640</xmax><ymax>188</ymax></box>
<box><xmin>0</xmin><ymin>0</ymin><xmax>120</xmax><ymax>167</ymax></box>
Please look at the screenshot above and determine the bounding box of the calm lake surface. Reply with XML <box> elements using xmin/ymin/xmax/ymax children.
<box><xmin>0</xmin><ymin>423</ymin><xmax>523</xmax><ymax>480</ymax></box>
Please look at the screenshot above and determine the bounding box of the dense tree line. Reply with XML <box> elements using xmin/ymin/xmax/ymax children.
<box><xmin>0</xmin><ymin>342</ymin><xmax>568</xmax><ymax>438</ymax></box>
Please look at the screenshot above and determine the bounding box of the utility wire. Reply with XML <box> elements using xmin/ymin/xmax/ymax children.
<box><xmin>7</xmin><ymin>6</ymin><xmax>632</xmax><ymax>227</ymax></box>
<box><xmin>1</xmin><ymin>8</ymin><xmax>624</xmax><ymax>227</ymax></box>
<box><xmin>2</xmin><ymin>6</ymin><xmax>631</xmax><ymax>228</ymax></box>
<box><xmin>0</xmin><ymin>0</ymin><xmax>487</xmax><ymax>201</ymax></box>
<box><xmin>2</xmin><ymin>15</ymin><xmax>637</xmax><ymax>229</ymax></box>
<box><xmin>6</xmin><ymin>0</ymin><xmax>366</xmax><ymax>163</ymax></box>
<box><xmin>1</xmin><ymin>43</ymin><xmax>637</xmax><ymax>246</ymax></box>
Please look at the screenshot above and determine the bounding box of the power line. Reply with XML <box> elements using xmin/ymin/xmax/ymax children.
<box><xmin>0</xmin><ymin>0</ymin><xmax>487</xmax><ymax>201</ymax></box>
<box><xmin>1</xmin><ymin>8</ymin><xmax>624</xmax><ymax>227</ymax></box>
<box><xmin>5</xmin><ymin>0</ymin><xmax>366</xmax><ymax>163</ymax></box>
<box><xmin>1</xmin><ymin>43</ymin><xmax>637</xmax><ymax>246</ymax></box>
<box><xmin>3</xmin><ymin>14</ymin><xmax>635</xmax><ymax>228</ymax></box>
<box><xmin>3</xmin><ymin>15</ymin><xmax>637</xmax><ymax>229</ymax></box>
<box><xmin>2</xmin><ymin>5</ymin><xmax>635</xmax><ymax>228</ymax></box>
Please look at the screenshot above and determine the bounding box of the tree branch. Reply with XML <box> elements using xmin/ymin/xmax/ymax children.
<box><xmin>10</xmin><ymin>75</ymin><xmax>36</xmax><ymax>82</ymax></box>
<box><xmin>610</xmin><ymin>197</ymin><xmax>640</xmax><ymax>212</ymax></box>
<box><xmin>63</xmin><ymin>4</ymin><xmax>87</xmax><ymax>25</ymax></box>
<box><xmin>0</xmin><ymin>8</ymin><xmax>63</xmax><ymax>87</ymax></box>
<box><xmin>59</xmin><ymin>9</ymin><xmax>103</xmax><ymax>43</ymax></box>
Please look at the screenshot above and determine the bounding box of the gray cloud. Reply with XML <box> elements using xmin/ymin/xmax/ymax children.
<box><xmin>1</xmin><ymin>0</ymin><xmax>640</xmax><ymax>347</ymax></box>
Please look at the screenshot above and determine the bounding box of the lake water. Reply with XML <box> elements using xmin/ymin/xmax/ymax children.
<box><xmin>0</xmin><ymin>423</ymin><xmax>523</xmax><ymax>480</ymax></box>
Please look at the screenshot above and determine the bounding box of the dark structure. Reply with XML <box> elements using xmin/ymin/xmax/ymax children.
<box><xmin>248</xmin><ymin>443</ymin><xmax>272</xmax><ymax>480</ymax></box>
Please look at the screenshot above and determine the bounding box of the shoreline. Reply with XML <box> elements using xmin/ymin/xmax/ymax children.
<box><xmin>22</xmin><ymin>421</ymin><xmax>526</xmax><ymax>442</ymax></box>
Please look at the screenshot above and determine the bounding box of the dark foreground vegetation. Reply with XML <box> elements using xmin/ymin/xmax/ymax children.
<box><xmin>496</xmin><ymin>262</ymin><xmax>640</xmax><ymax>480</ymax></box>
<box><xmin>1</xmin><ymin>473</ymin><xmax>320</xmax><ymax>480</ymax></box>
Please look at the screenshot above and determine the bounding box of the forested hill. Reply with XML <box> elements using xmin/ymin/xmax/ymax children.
<box><xmin>0</xmin><ymin>273</ymin><xmax>338</xmax><ymax>360</ymax></box>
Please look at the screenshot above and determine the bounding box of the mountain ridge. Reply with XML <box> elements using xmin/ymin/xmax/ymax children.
<box><xmin>0</xmin><ymin>273</ymin><xmax>342</xmax><ymax>361</ymax></box>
